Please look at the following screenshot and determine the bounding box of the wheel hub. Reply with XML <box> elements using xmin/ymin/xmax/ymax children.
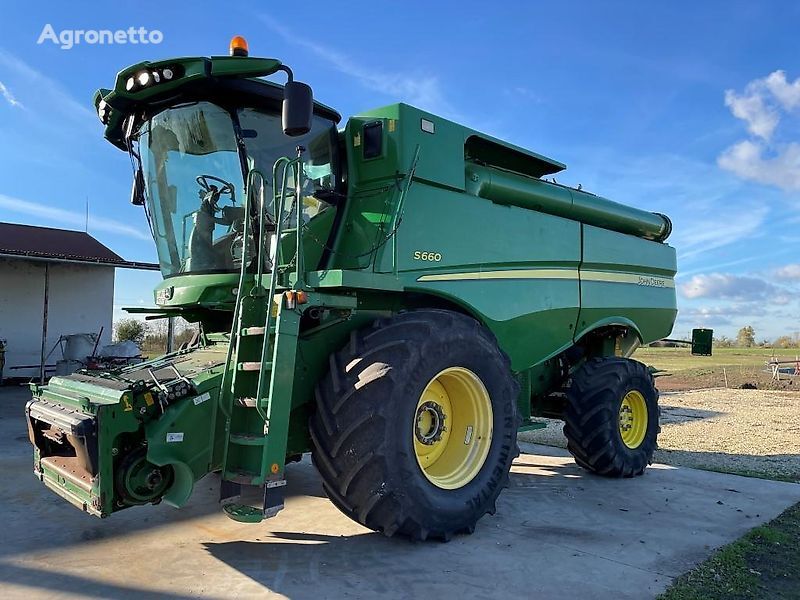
<box><xmin>412</xmin><ymin>367</ymin><xmax>493</xmax><ymax>490</ymax></box>
<box><xmin>618</xmin><ymin>390</ymin><xmax>648</xmax><ymax>449</ymax></box>
<box><xmin>415</xmin><ymin>401</ymin><xmax>447</xmax><ymax>445</ymax></box>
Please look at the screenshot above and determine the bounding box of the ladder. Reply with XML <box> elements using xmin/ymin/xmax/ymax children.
<box><xmin>216</xmin><ymin>153</ymin><xmax>305</xmax><ymax>523</ymax></box>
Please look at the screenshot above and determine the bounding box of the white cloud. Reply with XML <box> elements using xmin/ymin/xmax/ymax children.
<box><xmin>0</xmin><ymin>49</ymin><xmax>94</xmax><ymax>122</ymax></box>
<box><xmin>0</xmin><ymin>193</ymin><xmax>150</xmax><ymax>241</ymax></box>
<box><xmin>677</xmin><ymin>303</ymin><xmax>765</xmax><ymax>327</ymax></box>
<box><xmin>680</xmin><ymin>272</ymin><xmax>778</xmax><ymax>301</ymax></box>
<box><xmin>257</xmin><ymin>15</ymin><xmax>455</xmax><ymax>118</ymax></box>
<box><xmin>675</xmin><ymin>204</ymin><xmax>768</xmax><ymax>261</ymax></box>
<box><xmin>678</xmin><ymin>252</ymin><xmax>779</xmax><ymax>278</ymax></box>
<box><xmin>724</xmin><ymin>87</ymin><xmax>778</xmax><ymax>140</ymax></box>
<box><xmin>683</xmin><ymin>304</ymin><xmax>764</xmax><ymax>318</ymax></box>
<box><xmin>718</xmin><ymin>139</ymin><xmax>800</xmax><ymax>191</ymax></box>
<box><xmin>506</xmin><ymin>86</ymin><xmax>543</xmax><ymax>104</ymax></box>
<box><xmin>764</xmin><ymin>70</ymin><xmax>800</xmax><ymax>110</ymax></box>
<box><xmin>719</xmin><ymin>70</ymin><xmax>800</xmax><ymax>191</ymax></box>
<box><xmin>0</xmin><ymin>80</ymin><xmax>22</xmax><ymax>108</ymax></box>
<box><xmin>775</xmin><ymin>263</ymin><xmax>800</xmax><ymax>279</ymax></box>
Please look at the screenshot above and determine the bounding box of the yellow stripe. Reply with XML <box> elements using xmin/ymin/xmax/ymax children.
<box><xmin>417</xmin><ymin>269</ymin><xmax>578</xmax><ymax>282</ymax></box>
<box><xmin>417</xmin><ymin>268</ymin><xmax>674</xmax><ymax>288</ymax></box>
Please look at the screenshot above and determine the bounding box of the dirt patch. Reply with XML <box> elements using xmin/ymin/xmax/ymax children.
<box><xmin>656</xmin><ymin>368</ymin><xmax>797</xmax><ymax>392</ymax></box>
<box><xmin>520</xmin><ymin>388</ymin><xmax>800</xmax><ymax>482</ymax></box>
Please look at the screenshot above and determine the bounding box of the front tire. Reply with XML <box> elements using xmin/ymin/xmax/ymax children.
<box><xmin>310</xmin><ymin>309</ymin><xmax>519</xmax><ymax>541</ymax></box>
<box><xmin>563</xmin><ymin>357</ymin><xmax>659</xmax><ymax>477</ymax></box>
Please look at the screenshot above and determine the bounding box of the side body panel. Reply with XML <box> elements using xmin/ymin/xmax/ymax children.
<box><xmin>394</xmin><ymin>184</ymin><xmax>581</xmax><ymax>371</ymax></box>
<box><xmin>577</xmin><ymin>225</ymin><xmax>677</xmax><ymax>345</ymax></box>
<box><xmin>325</xmin><ymin>103</ymin><xmax>676</xmax><ymax>371</ymax></box>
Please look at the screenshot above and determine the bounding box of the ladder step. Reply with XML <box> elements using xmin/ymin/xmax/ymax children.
<box><xmin>237</xmin><ymin>361</ymin><xmax>273</xmax><ymax>372</ymax></box>
<box><xmin>229</xmin><ymin>432</ymin><xmax>268</xmax><ymax>446</ymax></box>
<box><xmin>235</xmin><ymin>397</ymin><xmax>258</xmax><ymax>408</ymax></box>
<box><xmin>240</xmin><ymin>326</ymin><xmax>276</xmax><ymax>337</ymax></box>
<box><xmin>223</xmin><ymin>503</ymin><xmax>265</xmax><ymax>523</ymax></box>
<box><xmin>221</xmin><ymin>479</ymin><xmax>287</xmax><ymax>523</ymax></box>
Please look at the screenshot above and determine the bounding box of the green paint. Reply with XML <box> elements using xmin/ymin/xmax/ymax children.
<box><xmin>27</xmin><ymin>46</ymin><xmax>679</xmax><ymax>522</ymax></box>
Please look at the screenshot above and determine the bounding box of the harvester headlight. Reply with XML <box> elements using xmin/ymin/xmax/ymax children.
<box><xmin>152</xmin><ymin>71</ymin><xmax>161</xmax><ymax>83</ymax></box>
<box><xmin>162</xmin><ymin>68</ymin><xmax>174</xmax><ymax>80</ymax></box>
<box><xmin>97</xmin><ymin>100</ymin><xmax>109</xmax><ymax>123</ymax></box>
<box><xmin>137</xmin><ymin>71</ymin><xmax>151</xmax><ymax>87</ymax></box>
<box><xmin>125</xmin><ymin>76</ymin><xmax>135</xmax><ymax>91</ymax></box>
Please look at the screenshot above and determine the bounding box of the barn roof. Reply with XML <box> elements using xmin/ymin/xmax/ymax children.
<box><xmin>0</xmin><ymin>222</ymin><xmax>158</xmax><ymax>270</ymax></box>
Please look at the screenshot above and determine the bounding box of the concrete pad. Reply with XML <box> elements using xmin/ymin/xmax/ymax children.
<box><xmin>2</xmin><ymin>386</ymin><xmax>799</xmax><ymax>599</ymax></box>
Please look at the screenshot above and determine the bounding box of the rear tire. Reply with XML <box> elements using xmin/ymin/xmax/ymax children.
<box><xmin>310</xmin><ymin>309</ymin><xmax>519</xmax><ymax>541</ymax></box>
<box><xmin>563</xmin><ymin>357</ymin><xmax>659</xmax><ymax>477</ymax></box>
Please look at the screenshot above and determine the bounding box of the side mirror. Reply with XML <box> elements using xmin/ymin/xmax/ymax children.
<box><xmin>130</xmin><ymin>169</ymin><xmax>145</xmax><ymax>206</ymax></box>
<box><xmin>691</xmin><ymin>328</ymin><xmax>713</xmax><ymax>356</ymax></box>
<box><xmin>282</xmin><ymin>81</ymin><xmax>313</xmax><ymax>137</ymax></box>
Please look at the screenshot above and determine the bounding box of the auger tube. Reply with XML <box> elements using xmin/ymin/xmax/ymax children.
<box><xmin>465</xmin><ymin>163</ymin><xmax>672</xmax><ymax>242</ymax></box>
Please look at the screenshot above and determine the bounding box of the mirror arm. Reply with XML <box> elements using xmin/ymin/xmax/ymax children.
<box><xmin>275</xmin><ymin>64</ymin><xmax>294</xmax><ymax>83</ymax></box>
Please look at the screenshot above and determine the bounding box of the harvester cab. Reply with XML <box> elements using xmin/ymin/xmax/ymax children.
<box><xmin>26</xmin><ymin>38</ymin><xmax>681</xmax><ymax>540</ymax></box>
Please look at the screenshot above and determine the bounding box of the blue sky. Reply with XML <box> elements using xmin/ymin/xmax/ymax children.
<box><xmin>1</xmin><ymin>1</ymin><xmax>799</xmax><ymax>341</ymax></box>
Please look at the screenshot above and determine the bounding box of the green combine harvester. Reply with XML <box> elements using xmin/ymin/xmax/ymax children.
<box><xmin>26</xmin><ymin>37</ymin><xmax>687</xmax><ymax>540</ymax></box>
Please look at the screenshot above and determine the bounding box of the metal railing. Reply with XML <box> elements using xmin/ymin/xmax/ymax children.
<box><xmin>218</xmin><ymin>152</ymin><xmax>304</xmax><ymax>421</ymax></box>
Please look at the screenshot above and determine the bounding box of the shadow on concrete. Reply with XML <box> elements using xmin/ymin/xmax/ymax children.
<box><xmin>199</xmin><ymin>464</ymin><xmax>599</xmax><ymax>595</ymax></box>
<box><xmin>0</xmin><ymin>562</ymin><xmax>221</xmax><ymax>600</ymax></box>
<box><xmin>202</xmin><ymin>532</ymin><xmax>391</xmax><ymax>587</ymax></box>
<box><xmin>659</xmin><ymin>404</ymin><xmax>724</xmax><ymax>425</ymax></box>
<box><xmin>518</xmin><ymin>434</ymin><xmax>800</xmax><ymax>485</ymax></box>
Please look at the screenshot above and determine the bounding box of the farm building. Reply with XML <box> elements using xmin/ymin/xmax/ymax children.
<box><xmin>0</xmin><ymin>222</ymin><xmax>157</xmax><ymax>381</ymax></box>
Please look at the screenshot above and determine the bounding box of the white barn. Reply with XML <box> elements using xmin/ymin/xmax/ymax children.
<box><xmin>0</xmin><ymin>222</ymin><xmax>157</xmax><ymax>381</ymax></box>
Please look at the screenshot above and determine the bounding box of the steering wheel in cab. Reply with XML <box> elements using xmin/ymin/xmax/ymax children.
<box><xmin>196</xmin><ymin>174</ymin><xmax>236</xmax><ymax>207</ymax></box>
<box><xmin>188</xmin><ymin>175</ymin><xmax>240</xmax><ymax>270</ymax></box>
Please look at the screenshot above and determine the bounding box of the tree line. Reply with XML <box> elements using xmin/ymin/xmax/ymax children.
<box><xmin>715</xmin><ymin>326</ymin><xmax>800</xmax><ymax>349</ymax></box>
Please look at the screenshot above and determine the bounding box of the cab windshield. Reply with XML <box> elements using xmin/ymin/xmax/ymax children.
<box><xmin>139</xmin><ymin>101</ymin><xmax>337</xmax><ymax>277</ymax></box>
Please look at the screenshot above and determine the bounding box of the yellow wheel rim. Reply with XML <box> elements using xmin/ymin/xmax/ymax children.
<box><xmin>413</xmin><ymin>367</ymin><xmax>493</xmax><ymax>490</ymax></box>
<box><xmin>619</xmin><ymin>390</ymin><xmax>648</xmax><ymax>449</ymax></box>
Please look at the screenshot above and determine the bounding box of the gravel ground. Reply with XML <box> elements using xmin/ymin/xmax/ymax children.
<box><xmin>519</xmin><ymin>388</ymin><xmax>800</xmax><ymax>482</ymax></box>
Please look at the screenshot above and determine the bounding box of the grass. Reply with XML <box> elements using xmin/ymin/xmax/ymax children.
<box><xmin>633</xmin><ymin>346</ymin><xmax>790</xmax><ymax>373</ymax></box>
<box><xmin>659</xmin><ymin>502</ymin><xmax>800</xmax><ymax>599</ymax></box>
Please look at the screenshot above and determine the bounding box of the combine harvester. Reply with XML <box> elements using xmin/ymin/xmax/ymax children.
<box><xmin>26</xmin><ymin>37</ymin><xmax>699</xmax><ymax>540</ymax></box>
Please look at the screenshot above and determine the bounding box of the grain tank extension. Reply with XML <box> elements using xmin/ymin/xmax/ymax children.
<box><xmin>26</xmin><ymin>38</ymin><xmax>678</xmax><ymax>540</ymax></box>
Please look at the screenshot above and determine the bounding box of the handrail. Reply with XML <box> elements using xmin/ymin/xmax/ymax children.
<box><xmin>293</xmin><ymin>152</ymin><xmax>305</xmax><ymax>289</ymax></box>
<box><xmin>253</xmin><ymin>154</ymin><xmax>303</xmax><ymax>420</ymax></box>
<box><xmin>271</xmin><ymin>156</ymin><xmax>294</xmax><ymax>270</ymax></box>
<box><xmin>218</xmin><ymin>154</ymin><xmax>304</xmax><ymax>424</ymax></box>
<box><xmin>218</xmin><ymin>175</ymin><xmax>256</xmax><ymax>419</ymax></box>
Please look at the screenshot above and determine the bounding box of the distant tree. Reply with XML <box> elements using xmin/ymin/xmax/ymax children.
<box><xmin>715</xmin><ymin>335</ymin><xmax>734</xmax><ymax>348</ymax></box>
<box><xmin>774</xmin><ymin>335</ymin><xmax>798</xmax><ymax>349</ymax></box>
<box><xmin>736</xmin><ymin>325</ymin><xmax>756</xmax><ymax>348</ymax></box>
<box><xmin>141</xmin><ymin>317</ymin><xmax>200</xmax><ymax>354</ymax></box>
<box><xmin>115</xmin><ymin>319</ymin><xmax>146</xmax><ymax>346</ymax></box>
